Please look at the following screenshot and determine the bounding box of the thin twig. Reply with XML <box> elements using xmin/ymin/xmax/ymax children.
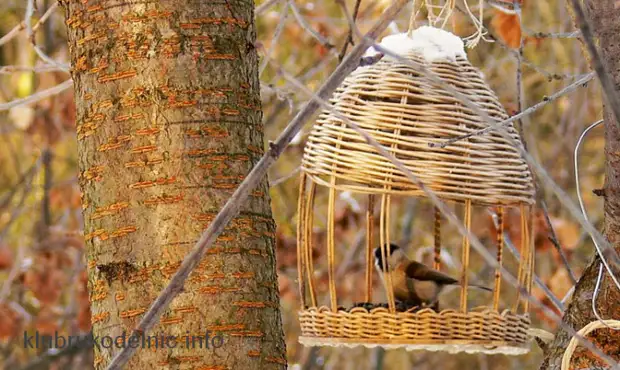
<box><xmin>259</xmin><ymin>1</ymin><xmax>289</xmax><ymax>77</ymax></box>
<box><xmin>256</xmin><ymin>0</ymin><xmax>280</xmax><ymax>15</ymax></box>
<box><xmin>566</xmin><ymin>0</ymin><xmax>620</xmax><ymax>129</ymax></box>
<box><xmin>514</xmin><ymin>0</ymin><xmax>528</xmax><ymax>151</ymax></box>
<box><xmin>0</xmin><ymin>64</ymin><xmax>69</xmax><ymax>74</ymax></box>
<box><xmin>338</xmin><ymin>0</ymin><xmax>363</xmax><ymax>61</ymax></box>
<box><xmin>0</xmin><ymin>244</ymin><xmax>24</xmax><ymax>303</ymax></box>
<box><xmin>0</xmin><ymin>160</ymin><xmax>41</xmax><ymax>239</ymax></box>
<box><xmin>42</xmin><ymin>148</ymin><xmax>53</xmax><ymax>228</ymax></box>
<box><xmin>288</xmin><ymin>0</ymin><xmax>335</xmax><ymax>52</ymax></box>
<box><xmin>0</xmin><ymin>161</ymin><xmax>40</xmax><ymax>210</ymax></box>
<box><xmin>430</xmin><ymin>72</ymin><xmax>595</xmax><ymax>148</ymax></box>
<box><xmin>104</xmin><ymin>2</ymin><xmax>409</xmax><ymax>368</ymax></box>
<box><xmin>524</xmin><ymin>28</ymin><xmax>581</xmax><ymax>39</ymax></box>
<box><xmin>0</xmin><ymin>79</ymin><xmax>73</xmax><ymax>112</ymax></box>
<box><xmin>0</xmin><ymin>2</ymin><xmax>58</xmax><ymax>47</ymax></box>
<box><xmin>25</xmin><ymin>0</ymin><xmax>68</xmax><ymax>72</ymax></box>
<box><xmin>269</xmin><ymin>166</ymin><xmax>301</xmax><ymax>187</ymax></box>
<box><xmin>505</xmin><ymin>232</ymin><xmax>565</xmax><ymax>312</ymax></box>
<box><xmin>541</xmin><ymin>200</ymin><xmax>578</xmax><ymax>284</ymax></box>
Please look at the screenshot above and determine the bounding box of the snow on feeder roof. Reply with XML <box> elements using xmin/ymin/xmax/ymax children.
<box><xmin>364</xmin><ymin>26</ymin><xmax>466</xmax><ymax>62</ymax></box>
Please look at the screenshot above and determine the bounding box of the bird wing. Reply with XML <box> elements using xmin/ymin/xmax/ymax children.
<box><xmin>405</xmin><ymin>262</ymin><xmax>459</xmax><ymax>285</ymax></box>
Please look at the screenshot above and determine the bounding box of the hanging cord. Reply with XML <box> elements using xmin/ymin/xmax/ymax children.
<box><xmin>574</xmin><ymin>119</ymin><xmax>620</xmax><ymax>329</ymax></box>
<box><xmin>408</xmin><ymin>0</ymin><xmax>421</xmax><ymax>35</ymax></box>
<box><xmin>462</xmin><ymin>0</ymin><xmax>491</xmax><ymax>48</ymax></box>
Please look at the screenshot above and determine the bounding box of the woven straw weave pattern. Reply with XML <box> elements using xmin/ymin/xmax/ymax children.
<box><xmin>302</xmin><ymin>52</ymin><xmax>535</xmax><ymax>206</ymax></box>
<box><xmin>298</xmin><ymin>306</ymin><xmax>530</xmax><ymax>351</ymax></box>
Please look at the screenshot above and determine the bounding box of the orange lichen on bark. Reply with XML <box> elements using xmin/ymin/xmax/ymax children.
<box><xmin>208</xmin><ymin>323</ymin><xmax>245</xmax><ymax>331</ymax></box>
<box><xmin>230</xmin><ymin>330</ymin><xmax>263</xmax><ymax>338</ymax></box>
<box><xmin>119</xmin><ymin>308</ymin><xmax>146</xmax><ymax>318</ymax></box>
<box><xmin>128</xmin><ymin>176</ymin><xmax>176</xmax><ymax>189</ymax></box>
<box><xmin>91</xmin><ymin>201</ymin><xmax>130</xmax><ymax>219</ymax></box>
<box><xmin>161</xmin><ymin>316</ymin><xmax>183</xmax><ymax>325</ymax></box>
<box><xmin>266</xmin><ymin>357</ymin><xmax>287</xmax><ymax>365</ymax></box>
<box><xmin>143</xmin><ymin>193</ymin><xmax>184</xmax><ymax>205</ymax></box>
<box><xmin>233</xmin><ymin>301</ymin><xmax>267</xmax><ymax>308</ymax></box>
<box><xmin>91</xmin><ymin>311</ymin><xmax>110</xmax><ymax>324</ymax></box>
<box><xmin>198</xmin><ymin>286</ymin><xmax>242</xmax><ymax>294</ymax></box>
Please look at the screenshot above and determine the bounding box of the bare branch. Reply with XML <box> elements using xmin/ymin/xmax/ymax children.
<box><xmin>103</xmin><ymin>2</ymin><xmax>410</xmax><ymax>368</ymax></box>
<box><xmin>431</xmin><ymin>72</ymin><xmax>595</xmax><ymax>148</ymax></box>
<box><xmin>541</xmin><ymin>200</ymin><xmax>578</xmax><ymax>285</ymax></box>
<box><xmin>256</xmin><ymin>0</ymin><xmax>280</xmax><ymax>15</ymax></box>
<box><xmin>0</xmin><ymin>79</ymin><xmax>73</xmax><ymax>112</ymax></box>
<box><xmin>0</xmin><ymin>64</ymin><xmax>70</xmax><ymax>75</ymax></box>
<box><xmin>259</xmin><ymin>1</ymin><xmax>290</xmax><ymax>77</ymax></box>
<box><xmin>269</xmin><ymin>166</ymin><xmax>301</xmax><ymax>187</ymax></box>
<box><xmin>24</xmin><ymin>0</ymin><xmax>69</xmax><ymax>72</ymax></box>
<box><xmin>0</xmin><ymin>1</ymin><xmax>58</xmax><ymax>47</ymax></box>
<box><xmin>288</xmin><ymin>0</ymin><xmax>335</xmax><ymax>52</ymax></box>
<box><xmin>337</xmin><ymin>0</ymin><xmax>363</xmax><ymax>61</ymax></box>
<box><xmin>525</xmin><ymin>29</ymin><xmax>581</xmax><ymax>39</ymax></box>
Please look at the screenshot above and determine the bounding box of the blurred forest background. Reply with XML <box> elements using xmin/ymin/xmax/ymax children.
<box><xmin>0</xmin><ymin>0</ymin><xmax>606</xmax><ymax>369</ymax></box>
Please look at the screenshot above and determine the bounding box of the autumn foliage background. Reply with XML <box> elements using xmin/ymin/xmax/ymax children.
<box><xmin>0</xmin><ymin>0</ymin><xmax>606</xmax><ymax>369</ymax></box>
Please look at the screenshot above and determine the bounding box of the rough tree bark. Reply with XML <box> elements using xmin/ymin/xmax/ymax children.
<box><xmin>541</xmin><ymin>1</ymin><xmax>620</xmax><ymax>369</ymax></box>
<box><xmin>60</xmin><ymin>0</ymin><xmax>286</xmax><ymax>368</ymax></box>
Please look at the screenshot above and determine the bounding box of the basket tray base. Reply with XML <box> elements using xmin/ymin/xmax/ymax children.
<box><xmin>299</xmin><ymin>336</ymin><xmax>530</xmax><ymax>355</ymax></box>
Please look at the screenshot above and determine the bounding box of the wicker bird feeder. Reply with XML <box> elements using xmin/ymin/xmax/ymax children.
<box><xmin>295</xmin><ymin>26</ymin><xmax>536</xmax><ymax>355</ymax></box>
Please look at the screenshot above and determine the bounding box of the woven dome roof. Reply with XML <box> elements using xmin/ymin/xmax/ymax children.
<box><xmin>301</xmin><ymin>40</ymin><xmax>535</xmax><ymax>207</ymax></box>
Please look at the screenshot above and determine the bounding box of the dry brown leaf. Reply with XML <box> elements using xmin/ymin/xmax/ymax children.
<box><xmin>0</xmin><ymin>244</ymin><xmax>13</xmax><ymax>270</ymax></box>
<box><xmin>491</xmin><ymin>10</ymin><xmax>522</xmax><ymax>49</ymax></box>
<box><xmin>0</xmin><ymin>303</ymin><xmax>21</xmax><ymax>340</ymax></box>
<box><xmin>34</xmin><ymin>307</ymin><xmax>59</xmax><ymax>336</ymax></box>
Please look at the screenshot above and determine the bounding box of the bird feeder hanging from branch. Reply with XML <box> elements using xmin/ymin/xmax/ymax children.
<box><xmin>295</xmin><ymin>19</ymin><xmax>536</xmax><ymax>355</ymax></box>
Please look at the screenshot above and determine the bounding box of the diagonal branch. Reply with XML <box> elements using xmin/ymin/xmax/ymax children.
<box><xmin>431</xmin><ymin>72</ymin><xmax>595</xmax><ymax>148</ymax></box>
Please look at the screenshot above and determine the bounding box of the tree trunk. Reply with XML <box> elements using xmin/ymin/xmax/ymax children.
<box><xmin>540</xmin><ymin>1</ymin><xmax>620</xmax><ymax>369</ymax></box>
<box><xmin>60</xmin><ymin>0</ymin><xmax>286</xmax><ymax>368</ymax></box>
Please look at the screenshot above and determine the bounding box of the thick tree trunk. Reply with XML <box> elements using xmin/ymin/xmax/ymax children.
<box><xmin>540</xmin><ymin>1</ymin><xmax>620</xmax><ymax>369</ymax></box>
<box><xmin>61</xmin><ymin>0</ymin><xmax>286</xmax><ymax>368</ymax></box>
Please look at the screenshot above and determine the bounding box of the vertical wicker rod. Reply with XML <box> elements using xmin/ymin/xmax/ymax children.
<box><xmin>514</xmin><ymin>203</ymin><xmax>528</xmax><ymax>312</ymax></box>
<box><xmin>524</xmin><ymin>206</ymin><xmax>535</xmax><ymax>313</ymax></box>
<box><xmin>380</xmin><ymin>194</ymin><xmax>396</xmax><ymax>312</ymax></box>
<box><xmin>385</xmin><ymin>194</ymin><xmax>396</xmax><ymax>313</ymax></box>
<box><xmin>365</xmin><ymin>194</ymin><xmax>375</xmax><ymax>302</ymax></box>
<box><xmin>304</xmin><ymin>181</ymin><xmax>317</xmax><ymax>307</ymax></box>
<box><xmin>327</xmin><ymin>184</ymin><xmax>338</xmax><ymax>312</ymax></box>
<box><xmin>296</xmin><ymin>173</ymin><xmax>307</xmax><ymax>308</ymax></box>
<box><xmin>460</xmin><ymin>199</ymin><xmax>472</xmax><ymax>313</ymax></box>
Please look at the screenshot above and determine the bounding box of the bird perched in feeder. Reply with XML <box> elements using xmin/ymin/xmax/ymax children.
<box><xmin>373</xmin><ymin>244</ymin><xmax>492</xmax><ymax>307</ymax></box>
